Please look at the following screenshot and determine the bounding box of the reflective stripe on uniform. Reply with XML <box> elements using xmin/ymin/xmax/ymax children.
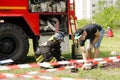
<box><xmin>36</xmin><ymin>55</ymin><xmax>44</xmax><ymax>62</ymax></box>
<box><xmin>49</xmin><ymin>57</ymin><xmax>57</xmax><ymax>62</ymax></box>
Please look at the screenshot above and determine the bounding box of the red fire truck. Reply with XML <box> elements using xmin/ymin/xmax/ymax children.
<box><xmin>0</xmin><ymin>0</ymin><xmax>78</xmax><ymax>63</ymax></box>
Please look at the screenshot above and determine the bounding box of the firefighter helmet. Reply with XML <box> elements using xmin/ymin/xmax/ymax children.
<box><xmin>53</xmin><ymin>31</ymin><xmax>65</xmax><ymax>41</ymax></box>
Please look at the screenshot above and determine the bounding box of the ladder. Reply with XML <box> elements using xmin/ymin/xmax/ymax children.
<box><xmin>68</xmin><ymin>0</ymin><xmax>81</xmax><ymax>59</ymax></box>
<box><xmin>69</xmin><ymin>0</ymin><xmax>77</xmax><ymax>36</ymax></box>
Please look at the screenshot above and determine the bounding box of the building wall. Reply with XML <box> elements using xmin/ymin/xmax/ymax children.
<box><xmin>75</xmin><ymin>0</ymin><xmax>83</xmax><ymax>20</ymax></box>
<box><xmin>75</xmin><ymin>0</ymin><xmax>117</xmax><ymax>20</ymax></box>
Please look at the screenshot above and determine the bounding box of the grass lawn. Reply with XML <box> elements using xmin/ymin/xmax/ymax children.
<box><xmin>1</xmin><ymin>28</ymin><xmax>120</xmax><ymax>80</ymax></box>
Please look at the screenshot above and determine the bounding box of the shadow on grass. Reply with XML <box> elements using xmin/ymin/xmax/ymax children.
<box><xmin>63</xmin><ymin>50</ymin><xmax>113</xmax><ymax>60</ymax></box>
<box><xmin>23</xmin><ymin>56</ymin><xmax>36</xmax><ymax>64</ymax></box>
<box><xmin>22</xmin><ymin>54</ymin><xmax>72</xmax><ymax>64</ymax></box>
<box><xmin>62</xmin><ymin>53</ymin><xmax>82</xmax><ymax>60</ymax></box>
<box><xmin>22</xmin><ymin>51</ymin><xmax>111</xmax><ymax>64</ymax></box>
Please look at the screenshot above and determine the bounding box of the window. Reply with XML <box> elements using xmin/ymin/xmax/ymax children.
<box><xmin>92</xmin><ymin>4</ymin><xmax>95</xmax><ymax>7</ymax></box>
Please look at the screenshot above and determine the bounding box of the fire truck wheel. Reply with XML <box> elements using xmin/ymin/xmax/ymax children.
<box><xmin>0</xmin><ymin>23</ymin><xmax>29</xmax><ymax>64</ymax></box>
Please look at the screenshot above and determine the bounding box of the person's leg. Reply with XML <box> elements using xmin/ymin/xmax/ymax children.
<box><xmin>94</xmin><ymin>28</ymin><xmax>104</xmax><ymax>58</ymax></box>
<box><xmin>36</xmin><ymin>54</ymin><xmax>44</xmax><ymax>62</ymax></box>
<box><xmin>35</xmin><ymin>47</ymin><xmax>44</xmax><ymax>62</ymax></box>
<box><xmin>87</xmin><ymin>49</ymin><xmax>93</xmax><ymax>59</ymax></box>
<box><xmin>85</xmin><ymin>39</ymin><xmax>93</xmax><ymax>59</ymax></box>
<box><xmin>94</xmin><ymin>48</ymin><xmax>99</xmax><ymax>58</ymax></box>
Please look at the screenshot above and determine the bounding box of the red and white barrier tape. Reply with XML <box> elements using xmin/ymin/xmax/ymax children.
<box><xmin>0</xmin><ymin>59</ymin><xmax>119</xmax><ymax>75</ymax></box>
<box><xmin>0</xmin><ymin>56</ymin><xmax>120</xmax><ymax>71</ymax></box>
<box><xmin>92</xmin><ymin>58</ymin><xmax>120</xmax><ymax>65</ymax></box>
<box><xmin>25</xmin><ymin>65</ymin><xmax>83</xmax><ymax>75</ymax></box>
<box><xmin>0</xmin><ymin>73</ymin><xmax>91</xmax><ymax>80</ymax></box>
<box><xmin>2</xmin><ymin>58</ymin><xmax>119</xmax><ymax>80</ymax></box>
<box><xmin>27</xmin><ymin>59</ymin><xmax>120</xmax><ymax>74</ymax></box>
<box><xmin>27</xmin><ymin>66</ymin><xmax>76</xmax><ymax>74</ymax></box>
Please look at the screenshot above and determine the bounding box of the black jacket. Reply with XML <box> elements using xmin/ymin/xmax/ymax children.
<box><xmin>35</xmin><ymin>40</ymin><xmax>61</xmax><ymax>61</ymax></box>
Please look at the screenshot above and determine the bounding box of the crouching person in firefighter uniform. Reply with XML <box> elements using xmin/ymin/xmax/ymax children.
<box><xmin>35</xmin><ymin>31</ymin><xmax>65</xmax><ymax>64</ymax></box>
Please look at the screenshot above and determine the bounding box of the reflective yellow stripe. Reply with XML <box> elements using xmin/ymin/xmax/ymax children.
<box><xmin>36</xmin><ymin>55</ymin><xmax>43</xmax><ymax>62</ymax></box>
<box><xmin>48</xmin><ymin>36</ymin><xmax>54</xmax><ymax>41</ymax></box>
<box><xmin>49</xmin><ymin>57</ymin><xmax>57</xmax><ymax>62</ymax></box>
<box><xmin>0</xmin><ymin>6</ymin><xmax>26</xmax><ymax>10</ymax></box>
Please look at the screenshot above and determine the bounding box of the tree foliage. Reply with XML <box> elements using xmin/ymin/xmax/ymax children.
<box><xmin>77</xmin><ymin>19</ymin><xmax>90</xmax><ymax>28</ymax></box>
<box><xmin>93</xmin><ymin>0</ymin><xmax>120</xmax><ymax>28</ymax></box>
<box><xmin>77</xmin><ymin>0</ymin><xmax>120</xmax><ymax>29</ymax></box>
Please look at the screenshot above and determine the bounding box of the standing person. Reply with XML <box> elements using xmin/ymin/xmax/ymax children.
<box><xmin>35</xmin><ymin>31</ymin><xmax>65</xmax><ymax>63</ymax></box>
<box><xmin>74</xmin><ymin>23</ymin><xmax>104</xmax><ymax>69</ymax></box>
